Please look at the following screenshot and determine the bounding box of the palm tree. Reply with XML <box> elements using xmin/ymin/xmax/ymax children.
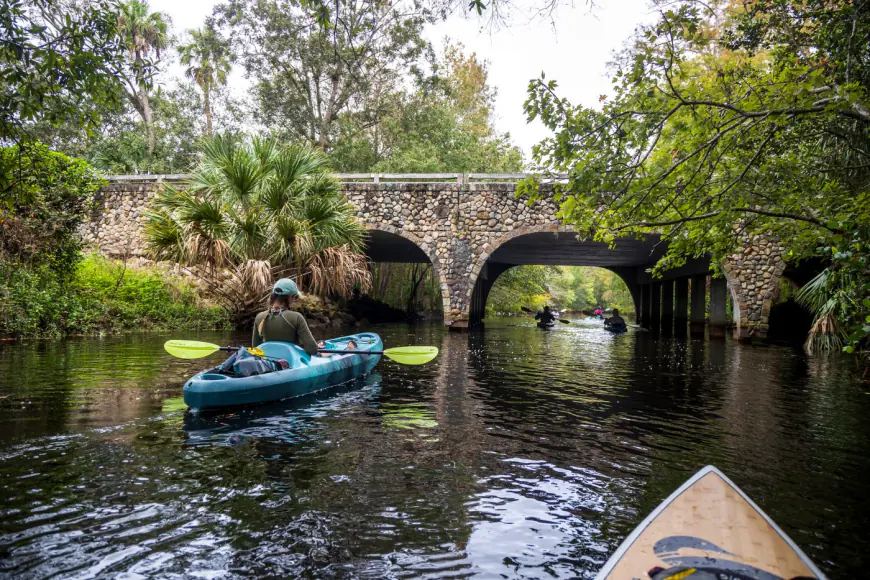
<box><xmin>143</xmin><ymin>135</ymin><xmax>371</xmax><ymax>325</ymax></box>
<box><xmin>117</xmin><ymin>0</ymin><xmax>169</xmax><ymax>157</ymax></box>
<box><xmin>178</xmin><ymin>26</ymin><xmax>232</xmax><ymax>136</ymax></box>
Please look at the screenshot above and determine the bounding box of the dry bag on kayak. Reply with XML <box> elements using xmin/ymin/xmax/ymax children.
<box><xmin>218</xmin><ymin>348</ymin><xmax>276</xmax><ymax>377</ymax></box>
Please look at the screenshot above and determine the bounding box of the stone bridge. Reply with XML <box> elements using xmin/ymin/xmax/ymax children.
<box><xmin>86</xmin><ymin>174</ymin><xmax>787</xmax><ymax>339</ymax></box>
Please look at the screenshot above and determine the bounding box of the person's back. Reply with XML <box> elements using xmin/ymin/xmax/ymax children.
<box><xmin>252</xmin><ymin>278</ymin><xmax>319</xmax><ymax>355</ymax></box>
<box><xmin>253</xmin><ymin>309</ymin><xmax>318</xmax><ymax>351</ymax></box>
<box><xmin>606</xmin><ymin>308</ymin><xmax>626</xmax><ymax>327</ymax></box>
<box><xmin>535</xmin><ymin>307</ymin><xmax>556</xmax><ymax>324</ymax></box>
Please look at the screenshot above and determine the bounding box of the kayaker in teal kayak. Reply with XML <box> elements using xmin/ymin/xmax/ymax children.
<box><xmin>252</xmin><ymin>278</ymin><xmax>320</xmax><ymax>354</ymax></box>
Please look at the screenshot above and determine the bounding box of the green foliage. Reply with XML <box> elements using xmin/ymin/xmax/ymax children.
<box><xmin>0</xmin><ymin>255</ymin><xmax>228</xmax><ymax>338</ymax></box>
<box><xmin>330</xmin><ymin>42</ymin><xmax>523</xmax><ymax>172</ymax></box>
<box><xmin>0</xmin><ymin>143</ymin><xmax>103</xmax><ymax>275</ymax></box>
<box><xmin>369</xmin><ymin>263</ymin><xmax>442</xmax><ymax>314</ymax></box>
<box><xmin>37</xmin><ymin>84</ymin><xmax>249</xmax><ymax>175</ymax></box>
<box><xmin>116</xmin><ymin>0</ymin><xmax>170</xmax><ymax>155</ymax></box>
<box><xmin>487</xmin><ymin>265</ymin><xmax>635</xmax><ymax>315</ymax></box>
<box><xmin>144</xmin><ymin>135</ymin><xmax>370</xmax><ymax>324</ymax></box>
<box><xmin>486</xmin><ymin>265</ymin><xmax>550</xmax><ymax>313</ymax></box>
<box><xmin>0</xmin><ymin>0</ymin><xmax>124</xmax><ymax>145</ymax></box>
<box><xmin>796</xmin><ymin>222</ymin><xmax>870</xmax><ymax>355</ymax></box>
<box><xmin>522</xmin><ymin>0</ymin><xmax>869</xmax><ymax>352</ymax></box>
<box><xmin>0</xmin><ymin>146</ymin><xmax>226</xmax><ymax>338</ymax></box>
<box><xmin>178</xmin><ymin>25</ymin><xmax>233</xmax><ymax>135</ymax></box>
<box><xmin>217</xmin><ymin>0</ymin><xmax>429</xmax><ymax>149</ymax></box>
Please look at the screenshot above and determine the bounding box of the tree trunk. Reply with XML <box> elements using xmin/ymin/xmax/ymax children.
<box><xmin>406</xmin><ymin>264</ymin><xmax>429</xmax><ymax>316</ymax></box>
<box><xmin>139</xmin><ymin>83</ymin><xmax>155</xmax><ymax>157</ymax></box>
<box><xmin>134</xmin><ymin>51</ymin><xmax>156</xmax><ymax>158</ymax></box>
<box><xmin>204</xmin><ymin>87</ymin><xmax>213</xmax><ymax>136</ymax></box>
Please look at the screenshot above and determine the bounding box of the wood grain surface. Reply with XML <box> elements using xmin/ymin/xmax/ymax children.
<box><xmin>602</xmin><ymin>470</ymin><xmax>819</xmax><ymax>579</ymax></box>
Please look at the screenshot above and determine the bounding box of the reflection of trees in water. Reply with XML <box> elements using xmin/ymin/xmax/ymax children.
<box><xmin>0</xmin><ymin>334</ymin><xmax>196</xmax><ymax>442</ymax></box>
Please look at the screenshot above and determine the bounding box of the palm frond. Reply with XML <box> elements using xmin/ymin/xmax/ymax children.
<box><xmin>143</xmin><ymin>208</ymin><xmax>185</xmax><ymax>262</ymax></box>
<box><xmin>144</xmin><ymin>134</ymin><xmax>369</xmax><ymax>321</ymax></box>
<box><xmin>305</xmin><ymin>245</ymin><xmax>372</xmax><ymax>298</ymax></box>
<box><xmin>228</xmin><ymin>209</ymin><xmax>269</xmax><ymax>261</ymax></box>
<box><xmin>796</xmin><ymin>268</ymin><xmax>847</xmax><ymax>354</ymax></box>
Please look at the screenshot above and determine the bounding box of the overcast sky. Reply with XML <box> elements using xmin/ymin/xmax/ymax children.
<box><xmin>150</xmin><ymin>0</ymin><xmax>655</xmax><ymax>156</ymax></box>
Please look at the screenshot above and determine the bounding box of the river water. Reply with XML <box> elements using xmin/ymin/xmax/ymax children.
<box><xmin>1</xmin><ymin>318</ymin><xmax>868</xmax><ymax>578</ymax></box>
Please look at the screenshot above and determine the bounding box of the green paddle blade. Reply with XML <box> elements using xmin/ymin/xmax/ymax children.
<box><xmin>164</xmin><ymin>340</ymin><xmax>222</xmax><ymax>359</ymax></box>
<box><xmin>382</xmin><ymin>346</ymin><xmax>439</xmax><ymax>365</ymax></box>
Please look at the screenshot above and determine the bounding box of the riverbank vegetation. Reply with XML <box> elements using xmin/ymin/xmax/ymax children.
<box><xmin>143</xmin><ymin>135</ymin><xmax>370</xmax><ymax>326</ymax></box>
<box><xmin>1</xmin><ymin>252</ymin><xmax>229</xmax><ymax>339</ymax></box>
<box><xmin>522</xmin><ymin>0</ymin><xmax>870</xmax><ymax>355</ymax></box>
<box><xmin>0</xmin><ymin>139</ymin><xmax>227</xmax><ymax>338</ymax></box>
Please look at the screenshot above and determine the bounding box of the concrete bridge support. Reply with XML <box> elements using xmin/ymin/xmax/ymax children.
<box><xmin>709</xmin><ymin>277</ymin><xmax>729</xmax><ymax>338</ymax></box>
<box><xmin>650</xmin><ymin>283</ymin><xmax>662</xmax><ymax>333</ymax></box>
<box><xmin>661</xmin><ymin>281</ymin><xmax>674</xmax><ymax>336</ymax></box>
<box><xmin>690</xmin><ymin>274</ymin><xmax>707</xmax><ymax>336</ymax></box>
<box><xmin>674</xmin><ymin>278</ymin><xmax>689</xmax><ymax>336</ymax></box>
<box><xmin>640</xmin><ymin>284</ymin><xmax>652</xmax><ymax>329</ymax></box>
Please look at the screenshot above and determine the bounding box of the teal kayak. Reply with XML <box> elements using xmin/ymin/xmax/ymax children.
<box><xmin>183</xmin><ymin>332</ymin><xmax>383</xmax><ymax>410</ymax></box>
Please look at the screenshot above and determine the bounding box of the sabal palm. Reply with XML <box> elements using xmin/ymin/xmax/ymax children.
<box><xmin>178</xmin><ymin>27</ymin><xmax>231</xmax><ymax>136</ymax></box>
<box><xmin>144</xmin><ymin>135</ymin><xmax>370</xmax><ymax>324</ymax></box>
<box><xmin>117</xmin><ymin>0</ymin><xmax>169</xmax><ymax>156</ymax></box>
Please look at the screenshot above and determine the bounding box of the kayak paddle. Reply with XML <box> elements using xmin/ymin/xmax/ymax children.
<box><xmin>520</xmin><ymin>306</ymin><xmax>571</xmax><ymax>324</ymax></box>
<box><xmin>164</xmin><ymin>340</ymin><xmax>439</xmax><ymax>365</ymax></box>
<box><xmin>319</xmin><ymin>346</ymin><xmax>438</xmax><ymax>365</ymax></box>
<box><xmin>164</xmin><ymin>340</ymin><xmax>239</xmax><ymax>359</ymax></box>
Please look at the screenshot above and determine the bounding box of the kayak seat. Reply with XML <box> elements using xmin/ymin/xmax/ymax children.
<box><xmin>259</xmin><ymin>341</ymin><xmax>308</xmax><ymax>367</ymax></box>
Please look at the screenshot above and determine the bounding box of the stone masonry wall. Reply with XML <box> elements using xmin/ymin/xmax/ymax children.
<box><xmin>722</xmin><ymin>233</ymin><xmax>787</xmax><ymax>339</ymax></box>
<box><xmin>342</xmin><ymin>182</ymin><xmax>563</xmax><ymax>326</ymax></box>
<box><xmin>85</xmin><ymin>178</ymin><xmax>784</xmax><ymax>337</ymax></box>
<box><xmin>81</xmin><ymin>183</ymin><xmax>156</xmax><ymax>257</ymax></box>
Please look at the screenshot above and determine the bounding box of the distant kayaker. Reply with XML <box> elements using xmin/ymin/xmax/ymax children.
<box><xmin>535</xmin><ymin>306</ymin><xmax>556</xmax><ymax>325</ymax></box>
<box><xmin>604</xmin><ymin>308</ymin><xmax>626</xmax><ymax>328</ymax></box>
<box><xmin>252</xmin><ymin>278</ymin><xmax>320</xmax><ymax>355</ymax></box>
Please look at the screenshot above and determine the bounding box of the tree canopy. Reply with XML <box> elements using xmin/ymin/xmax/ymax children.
<box><xmin>522</xmin><ymin>0</ymin><xmax>870</xmax><ymax>351</ymax></box>
<box><xmin>0</xmin><ymin>0</ymin><xmax>126</xmax><ymax>145</ymax></box>
<box><xmin>330</xmin><ymin>41</ymin><xmax>523</xmax><ymax>172</ymax></box>
<box><xmin>178</xmin><ymin>25</ymin><xmax>233</xmax><ymax>136</ymax></box>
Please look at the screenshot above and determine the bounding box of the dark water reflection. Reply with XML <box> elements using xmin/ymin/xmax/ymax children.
<box><xmin>1</xmin><ymin>319</ymin><xmax>868</xmax><ymax>578</ymax></box>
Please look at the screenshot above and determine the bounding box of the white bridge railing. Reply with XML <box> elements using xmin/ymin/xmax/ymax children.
<box><xmin>105</xmin><ymin>172</ymin><xmax>570</xmax><ymax>184</ymax></box>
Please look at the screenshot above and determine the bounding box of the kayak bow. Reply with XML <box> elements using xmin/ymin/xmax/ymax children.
<box><xmin>596</xmin><ymin>465</ymin><xmax>826</xmax><ymax>579</ymax></box>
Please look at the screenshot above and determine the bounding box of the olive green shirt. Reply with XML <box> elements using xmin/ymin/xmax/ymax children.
<box><xmin>252</xmin><ymin>309</ymin><xmax>319</xmax><ymax>355</ymax></box>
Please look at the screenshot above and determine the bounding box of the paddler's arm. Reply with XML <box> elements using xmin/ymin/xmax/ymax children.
<box><xmin>252</xmin><ymin>312</ymin><xmax>266</xmax><ymax>347</ymax></box>
<box><xmin>289</xmin><ymin>311</ymin><xmax>319</xmax><ymax>356</ymax></box>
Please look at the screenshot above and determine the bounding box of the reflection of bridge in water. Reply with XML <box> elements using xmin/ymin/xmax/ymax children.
<box><xmin>94</xmin><ymin>173</ymin><xmax>788</xmax><ymax>339</ymax></box>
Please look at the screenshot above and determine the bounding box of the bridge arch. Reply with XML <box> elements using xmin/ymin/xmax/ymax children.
<box><xmin>363</xmin><ymin>224</ymin><xmax>449</xmax><ymax>320</ymax></box>
<box><xmin>464</xmin><ymin>226</ymin><xmax>664</xmax><ymax>325</ymax></box>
